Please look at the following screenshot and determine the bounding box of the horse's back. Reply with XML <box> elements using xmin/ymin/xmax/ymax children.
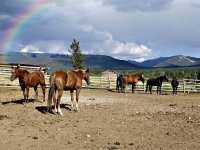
<box><xmin>50</xmin><ymin>70</ymin><xmax>82</xmax><ymax>90</ymax></box>
<box><xmin>66</xmin><ymin>71</ymin><xmax>82</xmax><ymax>89</ymax></box>
<box><xmin>123</xmin><ymin>74</ymin><xmax>138</xmax><ymax>83</ymax></box>
<box><xmin>147</xmin><ymin>78</ymin><xmax>158</xmax><ymax>86</ymax></box>
<box><xmin>29</xmin><ymin>71</ymin><xmax>45</xmax><ymax>86</ymax></box>
<box><xmin>50</xmin><ymin>71</ymin><xmax>68</xmax><ymax>90</ymax></box>
<box><xmin>171</xmin><ymin>79</ymin><xmax>179</xmax><ymax>87</ymax></box>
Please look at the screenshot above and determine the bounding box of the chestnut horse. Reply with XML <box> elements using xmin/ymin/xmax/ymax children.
<box><xmin>47</xmin><ymin>69</ymin><xmax>90</xmax><ymax>115</ymax></box>
<box><xmin>121</xmin><ymin>73</ymin><xmax>145</xmax><ymax>93</ymax></box>
<box><xmin>10</xmin><ymin>65</ymin><xmax>46</xmax><ymax>103</ymax></box>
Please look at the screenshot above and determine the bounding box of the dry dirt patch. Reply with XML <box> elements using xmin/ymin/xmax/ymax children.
<box><xmin>0</xmin><ymin>87</ymin><xmax>200</xmax><ymax>150</ymax></box>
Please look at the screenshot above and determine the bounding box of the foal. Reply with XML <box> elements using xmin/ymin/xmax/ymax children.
<box><xmin>10</xmin><ymin>65</ymin><xmax>46</xmax><ymax>103</ymax></box>
<box><xmin>47</xmin><ymin>69</ymin><xmax>90</xmax><ymax>115</ymax></box>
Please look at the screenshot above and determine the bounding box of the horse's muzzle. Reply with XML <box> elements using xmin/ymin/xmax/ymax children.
<box><xmin>10</xmin><ymin>76</ymin><xmax>15</xmax><ymax>81</ymax></box>
<box><xmin>87</xmin><ymin>81</ymin><xmax>90</xmax><ymax>86</ymax></box>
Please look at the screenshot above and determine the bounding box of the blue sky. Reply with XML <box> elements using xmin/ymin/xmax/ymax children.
<box><xmin>0</xmin><ymin>0</ymin><xmax>200</xmax><ymax>61</ymax></box>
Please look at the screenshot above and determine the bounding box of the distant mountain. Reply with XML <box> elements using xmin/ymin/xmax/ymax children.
<box><xmin>140</xmin><ymin>55</ymin><xmax>200</xmax><ymax>68</ymax></box>
<box><xmin>139</xmin><ymin>57</ymin><xmax>170</xmax><ymax>67</ymax></box>
<box><xmin>1</xmin><ymin>52</ymin><xmax>138</xmax><ymax>72</ymax></box>
<box><xmin>1</xmin><ymin>52</ymin><xmax>200</xmax><ymax>72</ymax></box>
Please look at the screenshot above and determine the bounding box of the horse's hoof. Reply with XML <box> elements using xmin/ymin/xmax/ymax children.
<box><xmin>58</xmin><ymin>112</ymin><xmax>63</xmax><ymax>116</ymax></box>
<box><xmin>74</xmin><ymin>108</ymin><xmax>79</xmax><ymax>112</ymax></box>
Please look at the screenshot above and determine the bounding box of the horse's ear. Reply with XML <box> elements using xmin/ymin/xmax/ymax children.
<box><xmin>17</xmin><ymin>64</ymin><xmax>20</xmax><ymax>69</ymax></box>
<box><xmin>86</xmin><ymin>68</ymin><xmax>89</xmax><ymax>73</ymax></box>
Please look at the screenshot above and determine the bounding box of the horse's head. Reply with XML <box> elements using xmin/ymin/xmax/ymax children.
<box><xmin>10</xmin><ymin>65</ymin><xmax>20</xmax><ymax>81</ymax></box>
<box><xmin>163</xmin><ymin>75</ymin><xmax>169</xmax><ymax>82</ymax></box>
<box><xmin>83</xmin><ymin>68</ymin><xmax>90</xmax><ymax>85</ymax></box>
<box><xmin>139</xmin><ymin>73</ymin><xmax>145</xmax><ymax>84</ymax></box>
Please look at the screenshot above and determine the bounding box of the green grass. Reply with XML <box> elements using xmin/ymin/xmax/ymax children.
<box><xmin>90</xmin><ymin>67</ymin><xmax>200</xmax><ymax>79</ymax></box>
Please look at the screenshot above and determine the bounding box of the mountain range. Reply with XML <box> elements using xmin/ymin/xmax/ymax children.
<box><xmin>1</xmin><ymin>52</ymin><xmax>200</xmax><ymax>72</ymax></box>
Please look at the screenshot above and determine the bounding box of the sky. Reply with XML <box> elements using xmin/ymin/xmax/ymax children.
<box><xmin>0</xmin><ymin>0</ymin><xmax>200</xmax><ymax>62</ymax></box>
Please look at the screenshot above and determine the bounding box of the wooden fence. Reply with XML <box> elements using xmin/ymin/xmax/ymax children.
<box><xmin>1</xmin><ymin>65</ymin><xmax>200</xmax><ymax>93</ymax></box>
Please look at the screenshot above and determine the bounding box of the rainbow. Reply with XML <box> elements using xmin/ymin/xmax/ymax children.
<box><xmin>0</xmin><ymin>0</ymin><xmax>48</xmax><ymax>63</ymax></box>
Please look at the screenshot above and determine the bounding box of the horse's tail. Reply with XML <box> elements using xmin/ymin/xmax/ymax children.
<box><xmin>47</xmin><ymin>75</ymin><xmax>56</xmax><ymax>111</ymax></box>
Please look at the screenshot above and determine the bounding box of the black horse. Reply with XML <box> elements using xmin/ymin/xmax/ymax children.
<box><xmin>146</xmin><ymin>75</ymin><xmax>169</xmax><ymax>95</ymax></box>
<box><xmin>116</xmin><ymin>74</ymin><xmax>123</xmax><ymax>93</ymax></box>
<box><xmin>171</xmin><ymin>77</ymin><xmax>179</xmax><ymax>95</ymax></box>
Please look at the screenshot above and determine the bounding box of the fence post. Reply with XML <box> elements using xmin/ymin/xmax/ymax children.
<box><xmin>100</xmin><ymin>77</ymin><xmax>102</xmax><ymax>88</ymax></box>
<box><xmin>183</xmin><ymin>79</ymin><xmax>186</xmax><ymax>93</ymax></box>
<box><xmin>108</xmin><ymin>73</ymin><xmax>111</xmax><ymax>89</ymax></box>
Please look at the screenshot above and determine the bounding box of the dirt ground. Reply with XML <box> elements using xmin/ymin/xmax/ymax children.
<box><xmin>0</xmin><ymin>87</ymin><xmax>200</xmax><ymax>150</ymax></box>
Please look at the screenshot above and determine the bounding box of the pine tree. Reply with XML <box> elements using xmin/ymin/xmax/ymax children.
<box><xmin>69</xmin><ymin>39</ymin><xmax>85</xmax><ymax>69</ymax></box>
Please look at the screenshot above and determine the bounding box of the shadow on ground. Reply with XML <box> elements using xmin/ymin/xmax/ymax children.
<box><xmin>35</xmin><ymin>104</ymin><xmax>72</xmax><ymax>114</ymax></box>
<box><xmin>1</xmin><ymin>99</ymin><xmax>36</xmax><ymax>105</ymax></box>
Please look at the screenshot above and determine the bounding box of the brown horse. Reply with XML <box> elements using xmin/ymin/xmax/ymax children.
<box><xmin>47</xmin><ymin>69</ymin><xmax>90</xmax><ymax>115</ymax></box>
<box><xmin>121</xmin><ymin>73</ymin><xmax>145</xmax><ymax>93</ymax></box>
<box><xmin>10</xmin><ymin>65</ymin><xmax>46</xmax><ymax>103</ymax></box>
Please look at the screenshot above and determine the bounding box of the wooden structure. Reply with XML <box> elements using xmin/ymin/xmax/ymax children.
<box><xmin>0</xmin><ymin>65</ymin><xmax>200</xmax><ymax>93</ymax></box>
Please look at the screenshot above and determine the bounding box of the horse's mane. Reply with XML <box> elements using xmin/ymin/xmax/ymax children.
<box><xmin>18</xmin><ymin>68</ymin><xmax>30</xmax><ymax>75</ymax></box>
<box><xmin>135</xmin><ymin>73</ymin><xmax>143</xmax><ymax>76</ymax></box>
<box><xmin>124</xmin><ymin>73</ymin><xmax>143</xmax><ymax>76</ymax></box>
<box><xmin>69</xmin><ymin>69</ymin><xmax>85</xmax><ymax>79</ymax></box>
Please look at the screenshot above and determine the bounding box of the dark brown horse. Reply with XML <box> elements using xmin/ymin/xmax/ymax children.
<box><xmin>10</xmin><ymin>65</ymin><xmax>46</xmax><ymax>103</ymax></box>
<box><xmin>47</xmin><ymin>69</ymin><xmax>90</xmax><ymax>115</ymax></box>
<box><xmin>121</xmin><ymin>73</ymin><xmax>145</xmax><ymax>93</ymax></box>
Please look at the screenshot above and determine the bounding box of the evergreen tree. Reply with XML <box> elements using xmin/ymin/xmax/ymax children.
<box><xmin>69</xmin><ymin>39</ymin><xmax>85</xmax><ymax>69</ymax></box>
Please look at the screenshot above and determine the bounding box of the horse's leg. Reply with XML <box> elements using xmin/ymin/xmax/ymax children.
<box><xmin>160</xmin><ymin>86</ymin><xmax>162</xmax><ymax>95</ymax></box>
<box><xmin>157</xmin><ymin>86</ymin><xmax>159</xmax><ymax>95</ymax></box>
<box><xmin>132</xmin><ymin>84</ymin><xmax>134</xmax><ymax>93</ymax></box>
<box><xmin>150</xmin><ymin>86</ymin><xmax>152</xmax><ymax>94</ymax></box>
<box><xmin>34</xmin><ymin>86</ymin><xmax>38</xmax><ymax>101</ymax></box>
<box><xmin>23</xmin><ymin>89</ymin><xmax>26</xmax><ymax>104</ymax></box>
<box><xmin>26</xmin><ymin>87</ymin><xmax>29</xmax><ymax>102</ymax></box>
<box><xmin>123</xmin><ymin>84</ymin><xmax>126</xmax><ymax>93</ymax></box>
<box><xmin>57</xmin><ymin>89</ymin><xmax>63</xmax><ymax>116</ymax></box>
<box><xmin>53</xmin><ymin>90</ymin><xmax>57</xmax><ymax>113</ymax></box>
<box><xmin>70</xmin><ymin>90</ymin><xmax>74</xmax><ymax>110</ymax></box>
<box><xmin>145</xmin><ymin>84</ymin><xmax>148</xmax><ymax>93</ymax></box>
<box><xmin>120</xmin><ymin>86</ymin><xmax>123</xmax><ymax>93</ymax></box>
<box><xmin>41</xmin><ymin>84</ymin><xmax>46</xmax><ymax>102</ymax></box>
<box><xmin>116</xmin><ymin>82</ymin><xmax>119</xmax><ymax>93</ymax></box>
<box><xmin>75</xmin><ymin>88</ymin><xmax>81</xmax><ymax>112</ymax></box>
<box><xmin>21</xmin><ymin>86</ymin><xmax>26</xmax><ymax>103</ymax></box>
<box><xmin>172</xmin><ymin>86</ymin><xmax>175</xmax><ymax>95</ymax></box>
<box><xmin>132</xmin><ymin>84</ymin><xmax>135</xmax><ymax>93</ymax></box>
<box><xmin>175</xmin><ymin>87</ymin><xmax>178</xmax><ymax>95</ymax></box>
<box><xmin>23</xmin><ymin>87</ymin><xmax>29</xmax><ymax>103</ymax></box>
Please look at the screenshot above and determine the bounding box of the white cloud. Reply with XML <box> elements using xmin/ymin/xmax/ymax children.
<box><xmin>80</xmin><ymin>24</ymin><xmax>152</xmax><ymax>60</ymax></box>
<box><xmin>2</xmin><ymin>0</ymin><xmax>200</xmax><ymax>59</ymax></box>
<box><xmin>20</xmin><ymin>45</ymin><xmax>43</xmax><ymax>53</ymax></box>
<box><xmin>20</xmin><ymin>41</ymin><xmax>69</xmax><ymax>55</ymax></box>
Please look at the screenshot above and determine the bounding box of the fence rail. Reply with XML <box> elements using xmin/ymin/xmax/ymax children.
<box><xmin>1</xmin><ymin>72</ymin><xmax>200</xmax><ymax>93</ymax></box>
<box><xmin>1</xmin><ymin>65</ymin><xmax>200</xmax><ymax>93</ymax></box>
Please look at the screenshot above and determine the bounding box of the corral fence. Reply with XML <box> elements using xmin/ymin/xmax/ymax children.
<box><xmin>0</xmin><ymin>64</ymin><xmax>200</xmax><ymax>93</ymax></box>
